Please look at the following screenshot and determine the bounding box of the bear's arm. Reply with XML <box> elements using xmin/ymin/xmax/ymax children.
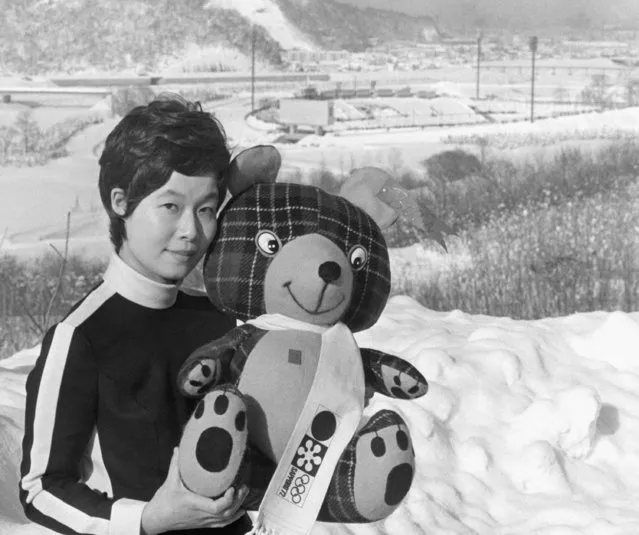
<box><xmin>360</xmin><ymin>347</ymin><xmax>429</xmax><ymax>400</ymax></box>
<box><xmin>177</xmin><ymin>323</ymin><xmax>262</xmax><ymax>397</ymax></box>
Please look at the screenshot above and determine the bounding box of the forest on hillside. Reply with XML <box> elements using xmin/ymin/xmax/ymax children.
<box><xmin>0</xmin><ymin>0</ymin><xmax>282</xmax><ymax>75</ymax></box>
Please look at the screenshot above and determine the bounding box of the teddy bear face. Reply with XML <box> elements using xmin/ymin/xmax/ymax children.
<box><xmin>263</xmin><ymin>233</ymin><xmax>355</xmax><ymax>325</ymax></box>
<box><xmin>203</xmin><ymin>182</ymin><xmax>391</xmax><ymax>331</ymax></box>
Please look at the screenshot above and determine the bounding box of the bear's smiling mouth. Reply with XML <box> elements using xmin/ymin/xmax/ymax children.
<box><xmin>283</xmin><ymin>281</ymin><xmax>345</xmax><ymax>315</ymax></box>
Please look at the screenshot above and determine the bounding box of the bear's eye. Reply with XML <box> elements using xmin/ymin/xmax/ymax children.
<box><xmin>255</xmin><ymin>230</ymin><xmax>281</xmax><ymax>256</ymax></box>
<box><xmin>348</xmin><ymin>245</ymin><xmax>368</xmax><ymax>271</ymax></box>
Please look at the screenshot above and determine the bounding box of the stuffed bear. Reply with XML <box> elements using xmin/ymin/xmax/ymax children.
<box><xmin>176</xmin><ymin>146</ymin><xmax>429</xmax><ymax>535</ymax></box>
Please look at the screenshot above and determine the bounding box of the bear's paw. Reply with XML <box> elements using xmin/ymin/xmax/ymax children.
<box><xmin>178</xmin><ymin>386</ymin><xmax>248</xmax><ymax>497</ymax></box>
<box><xmin>181</xmin><ymin>358</ymin><xmax>221</xmax><ymax>397</ymax></box>
<box><xmin>352</xmin><ymin>410</ymin><xmax>415</xmax><ymax>521</ymax></box>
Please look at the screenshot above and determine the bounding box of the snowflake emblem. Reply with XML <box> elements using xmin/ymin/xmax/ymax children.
<box><xmin>293</xmin><ymin>436</ymin><xmax>326</xmax><ymax>475</ymax></box>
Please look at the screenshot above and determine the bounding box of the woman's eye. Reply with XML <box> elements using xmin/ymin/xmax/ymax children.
<box><xmin>255</xmin><ymin>230</ymin><xmax>281</xmax><ymax>256</ymax></box>
<box><xmin>199</xmin><ymin>206</ymin><xmax>216</xmax><ymax>217</ymax></box>
<box><xmin>162</xmin><ymin>203</ymin><xmax>179</xmax><ymax>212</ymax></box>
<box><xmin>348</xmin><ymin>245</ymin><xmax>368</xmax><ymax>270</ymax></box>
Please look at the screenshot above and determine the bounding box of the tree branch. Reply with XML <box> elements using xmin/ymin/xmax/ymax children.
<box><xmin>43</xmin><ymin>211</ymin><xmax>71</xmax><ymax>331</ymax></box>
<box><xmin>0</xmin><ymin>227</ymin><xmax>8</xmax><ymax>251</ymax></box>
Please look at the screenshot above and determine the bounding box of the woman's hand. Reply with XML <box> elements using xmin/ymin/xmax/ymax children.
<box><xmin>141</xmin><ymin>448</ymin><xmax>248</xmax><ymax>534</ymax></box>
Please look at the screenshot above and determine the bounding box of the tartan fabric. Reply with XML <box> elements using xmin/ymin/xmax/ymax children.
<box><xmin>361</xmin><ymin>348</ymin><xmax>429</xmax><ymax>399</ymax></box>
<box><xmin>228</xmin><ymin>326</ymin><xmax>264</xmax><ymax>384</ymax></box>
<box><xmin>176</xmin><ymin>323</ymin><xmax>261</xmax><ymax>396</ymax></box>
<box><xmin>203</xmin><ymin>182</ymin><xmax>391</xmax><ymax>332</ymax></box>
<box><xmin>317</xmin><ymin>409</ymin><xmax>409</xmax><ymax>523</ymax></box>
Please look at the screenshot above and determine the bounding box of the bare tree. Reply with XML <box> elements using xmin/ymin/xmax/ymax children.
<box><xmin>18</xmin><ymin>212</ymin><xmax>71</xmax><ymax>335</ymax></box>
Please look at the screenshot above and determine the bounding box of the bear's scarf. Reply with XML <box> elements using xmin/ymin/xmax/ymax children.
<box><xmin>245</xmin><ymin>313</ymin><xmax>365</xmax><ymax>535</ymax></box>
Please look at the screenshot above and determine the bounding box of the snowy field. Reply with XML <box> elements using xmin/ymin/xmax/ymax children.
<box><xmin>1</xmin><ymin>86</ymin><xmax>639</xmax><ymax>533</ymax></box>
<box><xmin>3</xmin><ymin>102</ymin><xmax>639</xmax><ymax>256</ymax></box>
<box><xmin>2</xmin><ymin>296</ymin><xmax>639</xmax><ymax>534</ymax></box>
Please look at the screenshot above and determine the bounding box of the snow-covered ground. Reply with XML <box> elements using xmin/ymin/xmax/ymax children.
<box><xmin>2</xmin><ymin>297</ymin><xmax>639</xmax><ymax>534</ymax></box>
<box><xmin>2</xmin><ymin>95</ymin><xmax>639</xmax><ymax>534</ymax></box>
<box><xmin>3</xmin><ymin>91</ymin><xmax>639</xmax><ymax>250</ymax></box>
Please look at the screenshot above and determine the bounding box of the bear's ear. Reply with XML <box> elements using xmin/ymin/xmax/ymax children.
<box><xmin>339</xmin><ymin>166</ymin><xmax>455</xmax><ymax>251</ymax></box>
<box><xmin>226</xmin><ymin>145</ymin><xmax>281</xmax><ymax>196</ymax></box>
<box><xmin>339</xmin><ymin>167</ymin><xmax>403</xmax><ymax>230</ymax></box>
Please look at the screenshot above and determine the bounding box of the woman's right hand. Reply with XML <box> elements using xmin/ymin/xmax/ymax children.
<box><xmin>141</xmin><ymin>448</ymin><xmax>248</xmax><ymax>534</ymax></box>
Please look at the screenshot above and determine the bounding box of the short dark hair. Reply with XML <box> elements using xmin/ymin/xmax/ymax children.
<box><xmin>98</xmin><ymin>93</ymin><xmax>231</xmax><ymax>252</ymax></box>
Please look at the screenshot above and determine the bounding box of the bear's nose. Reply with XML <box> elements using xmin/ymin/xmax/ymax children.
<box><xmin>318</xmin><ymin>261</ymin><xmax>341</xmax><ymax>284</ymax></box>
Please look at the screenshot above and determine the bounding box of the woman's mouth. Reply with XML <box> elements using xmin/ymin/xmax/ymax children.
<box><xmin>168</xmin><ymin>250</ymin><xmax>197</xmax><ymax>260</ymax></box>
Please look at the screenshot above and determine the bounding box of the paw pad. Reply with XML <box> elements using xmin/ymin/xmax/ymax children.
<box><xmin>194</xmin><ymin>399</ymin><xmax>205</xmax><ymax>419</ymax></box>
<box><xmin>371</xmin><ymin>436</ymin><xmax>386</xmax><ymax>457</ymax></box>
<box><xmin>396</xmin><ymin>429</ymin><xmax>409</xmax><ymax>450</ymax></box>
<box><xmin>235</xmin><ymin>410</ymin><xmax>246</xmax><ymax>432</ymax></box>
<box><xmin>178</xmin><ymin>387</ymin><xmax>248</xmax><ymax>497</ymax></box>
<box><xmin>214</xmin><ymin>393</ymin><xmax>230</xmax><ymax>414</ymax></box>
<box><xmin>385</xmin><ymin>463</ymin><xmax>413</xmax><ymax>506</ymax></box>
<box><xmin>196</xmin><ymin>426</ymin><xmax>233</xmax><ymax>473</ymax></box>
<box><xmin>352</xmin><ymin>410</ymin><xmax>415</xmax><ymax>521</ymax></box>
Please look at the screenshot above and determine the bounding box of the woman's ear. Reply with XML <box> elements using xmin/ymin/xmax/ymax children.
<box><xmin>110</xmin><ymin>188</ymin><xmax>127</xmax><ymax>216</ymax></box>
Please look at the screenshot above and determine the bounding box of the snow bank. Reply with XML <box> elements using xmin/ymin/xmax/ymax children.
<box><xmin>2</xmin><ymin>298</ymin><xmax>639</xmax><ymax>534</ymax></box>
<box><xmin>344</xmin><ymin>297</ymin><xmax>639</xmax><ymax>535</ymax></box>
<box><xmin>0</xmin><ymin>349</ymin><xmax>38</xmax><ymax>530</ymax></box>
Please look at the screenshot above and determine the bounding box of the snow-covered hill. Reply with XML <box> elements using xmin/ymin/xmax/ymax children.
<box><xmin>205</xmin><ymin>0</ymin><xmax>317</xmax><ymax>51</ymax></box>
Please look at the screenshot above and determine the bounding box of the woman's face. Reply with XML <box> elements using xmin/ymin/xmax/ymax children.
<box><xmin>115</xmin><ymin>171</ymin><xmax>220</xmax><ymax>284</ymax></box>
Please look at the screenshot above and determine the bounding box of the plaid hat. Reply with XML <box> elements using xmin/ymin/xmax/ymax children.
<box><xmin>203</xmin><ymin>182</ymin><xmax>391</xmax><ymax>332</ymax></box>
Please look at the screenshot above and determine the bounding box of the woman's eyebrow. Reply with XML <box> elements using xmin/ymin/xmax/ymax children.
<box><xmin>157</xmin><ymin>190</ymin><xmax>218</xmax><ymax>201</ymax></box>
<box><xmin>201</xmin><ymin>191</ymin><xmax>219</xmax><ymax>201</ymax></box>
<box><xmin>157</xmin><ymin>189</ymin><xmax>184</xmax><ymax>198</ymax></box>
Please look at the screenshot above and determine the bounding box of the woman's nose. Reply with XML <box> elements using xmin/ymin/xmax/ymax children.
<box><xmin>178</xmin><ymin>210</ymin><xmax>198</xmax><ymax>238</ymax></box>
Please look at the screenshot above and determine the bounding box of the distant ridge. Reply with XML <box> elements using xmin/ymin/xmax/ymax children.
<box><xmin>0</xmin><ymin>0</ymin><xmax>439</xmax><ymax>76</ymax></box>
<box><xmin>333</xmin><ymin>0</ymin><xmax>639</xmax><ymax>31</ymax></box>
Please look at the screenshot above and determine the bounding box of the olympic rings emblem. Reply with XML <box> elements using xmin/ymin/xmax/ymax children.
<box><xmin>289</xmin><ymin>474</ymin><xmax>311</xmax><ymax>504</ymax></box>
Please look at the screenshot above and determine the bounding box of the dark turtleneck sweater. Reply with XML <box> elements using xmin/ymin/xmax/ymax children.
<box><xmin>20</xmin><ymin>254</ymin><xmax>249</xmax><ymax>534</ymax></box>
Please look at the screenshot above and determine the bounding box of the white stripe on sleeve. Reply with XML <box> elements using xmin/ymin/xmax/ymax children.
<box><xmin>32</xmin><ymin>491</ymin><xmax>110</xmax><ymax>535</ymax></box>
<box><xmin>23</xmin><ymin>322</ymin><xmax>75</xmax><ymax>501</ymax></box>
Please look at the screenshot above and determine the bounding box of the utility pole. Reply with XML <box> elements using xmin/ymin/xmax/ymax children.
<box><xmin>251</xmin><ymin>24</ymin><xmax>256</xmax><ymax>114</ymax></box>
<box><xmin>476</xmin><ymin>30</ymin><xmax>483</xmax><ymax>100</ymax></box>
<box><xmin>529</xmin><ymin>35</ymin><xmax>538</xmax><ymax>123</ymax></box>
<box><xmin>250</xmin><ymin>8</ymin><xmax>266</xmax><ymax>114</ymax></box>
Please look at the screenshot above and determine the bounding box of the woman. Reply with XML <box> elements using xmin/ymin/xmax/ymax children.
<box><xmin>20</xmin><ymin>95</ymin><xmax>252</xmax><ymax>534</ymax></box>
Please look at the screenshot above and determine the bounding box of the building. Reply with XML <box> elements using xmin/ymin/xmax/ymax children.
<box><xmin>283</xmin><ymin>49</ymin><xmax>351</xmax><ymax>64</ymax></box>
<box><xmin>561</xmin><ymin>40</ymin><xmax>630</xmax><ymax>58</ymax></box>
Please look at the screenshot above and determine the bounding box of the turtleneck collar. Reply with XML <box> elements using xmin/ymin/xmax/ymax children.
<box><xmin>102</xmin><ymin>254</ymin><xmax>179</xmax><ymax>309</ymax></box>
